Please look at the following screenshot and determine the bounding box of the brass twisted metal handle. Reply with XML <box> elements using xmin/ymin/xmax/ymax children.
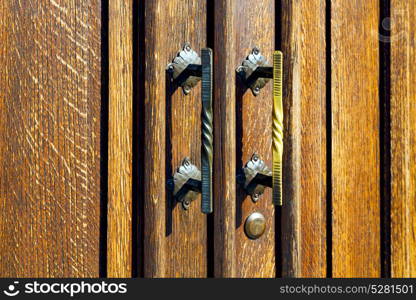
<box><xmin>272</xmin><ymin>51</ymin><xmax>283</xmax><ymax>206</ymax></box>
<box><xmin>201</xmin><ymin>48</ymin><xmax>213</xmax><ymax>214</ymax></box>
<box><xmin>237</xmin><ymin>48</ymin><xmax>284</xmax><ymax>206</ymax></box>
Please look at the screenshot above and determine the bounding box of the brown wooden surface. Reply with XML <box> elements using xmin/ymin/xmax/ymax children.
<box><xmin>143</xmin><ymin>0</ymin><xmax>207</xmax><ymax>278</ymax></box>
<box><xmin>107</xmin><ymin>0</ymin><xmax>133</xmax><ymax>278</ymax></box>
<box><xmin>143</xmin><ymin>0</ymin><xmax>166</xmax><ymax>277</ymax></box>
<box><xmin>0</xmin><ymin>0</ymin><xmax>101</xmax><ymax>277</ymax></box>
<box><xmin>390</xmin><ymin>0</ymin><xmax>416</xmax><ymax>278</ymax></box>
<box><xmin>280</xmin><ymin>0</ymin><xmax>302</xmax><ymax>277</ymax></box>
<box><xmin>2</xmin><ymin>0</ymin><xmax>416</xmax><ymax>279</ymax></box>
<box><xmin>282</xmin><ymin>0</ymin><xmax>327</xmax><ymax>277</ymax></box>
<box><xmin>234</xmin><ymin>0</ymin><xmax>275</xmax><ymax>278</ymax></box>
<box><xmin>331</xmin><ymin>0</ymin><xmax>380</xmax><ymax>277</ymax></box>
<box><xmin>298</xmin><ymin>0</ymin><xmax>327</xmax><ymax>277</ymax></box>
<box><xmin>213</xmin><ymin>0</ymin><xmax>237</xmax><ymax>278</ymax></box>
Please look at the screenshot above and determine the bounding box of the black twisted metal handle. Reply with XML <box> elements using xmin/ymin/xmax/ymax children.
<box><xmin>201</xmin><ymin>48</ymin><xmax>213</xmax><ymax>214</ymax></box>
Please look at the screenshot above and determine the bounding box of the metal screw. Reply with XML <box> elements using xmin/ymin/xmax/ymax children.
<box><xmin>183</xmin><ymin>85</ymin><xmax>191</xmax><ymax>95</ymax></box>
<box><xmin>183</xmin><ymin>157</ymin><xmax>191</xmax><ymax>167</ymax></box>
<box><xmin>253</xmin><ymin>47</ymin><xmax>260</xmax><ymax>55</ymax></box>
<box><xmin>252</xmin><ymin>193</ymin><xmax>260</xmax><ymax>202</ymax></box>
<box><xmin>252</xmin><ymin>153</ymin><xmax>259</xmax><ymax>161</ymax></box>
<box><xmin>183</xmin><ymin>200</ymin><xmax>190</xmax><ymax>210</ymax></box>
<box><xmin>254</xmin><ymin>87</ymin><xmax>260</xmax><ymax>94</ymax></box>
<box><xmin>185</xmin><ymin>44</ymin><xmax>192</xmax><ymax>52</ymax></box>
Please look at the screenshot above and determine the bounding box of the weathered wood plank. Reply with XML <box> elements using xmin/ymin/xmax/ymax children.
<box><xmin>280</xmin><ymin>0</ymin><xmax>302</xmax><ymax>277</ymax></box>
<box><xmin>107</xmin><ymin>0</ymin><xmax>133</xmax><ymax>278</ymax></box>
<box><xmin>143</xmin><ymin>0</ymin><xmax>167</xmax><ymax>277</ymax></box>
<box><xmin>297</xmin><ymin>0</ymin><xmax>327</xmax><ymax>277</ymax></box>
<box><xmin>0</xmin><ymin>0</ymin><xmax>101</xmax><ymax>277</ymax></box>
<box><xmin>213</xmin><ymin>0</ymin><xmax>237</xmax><ymax>278</ymax></box>
<box><xmin>143</xmin><ymin>0</ymin><xmax>207</xmax><ymax>278</ymax></box>
<box><xmin>234</xmin><ymin>0</ymin><xmax>275</xmax><ymax>278</ymax></box>
<box><xmin>298</xmin><ymin>0</ymin><xmax>327</xmax><ymax>277</ymax></box>
<box><xmin>390</xmin><ymin>0</ymin><xmax>416</xmax><ymax>278</ymax></box>
<box><xmin>331</xmin><ymin>0</ymin><xmax>380</xmax><ymax>277</ymax></box>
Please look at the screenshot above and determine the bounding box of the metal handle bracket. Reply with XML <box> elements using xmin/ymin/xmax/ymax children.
<box><xmin>238</xmin><ymin>153</ymin><xmax>272</xmax><ymax>203</ymax></box>
<box><xmin>236</xmin><ymin>49</ymin><xmax>283</xmax><ymax>206</ymax></box>
<box><xmin>167</xmin><ymin>43</ymin><xmax>202</xmax><ymax>95</ymax></box>
<box><xmin>167</xmin><ymin>44</ymin><xmax>214</xmax><ymax>214</ymax></box>
<box><xmin>169</xmin><ymin>158</ymin><xmax>202</xmax><ymax>210</ymax></box>
<box><xmin>236</xmin><ymin>47</ymin><xmax>273</xmax><ymax>96</ymax></box>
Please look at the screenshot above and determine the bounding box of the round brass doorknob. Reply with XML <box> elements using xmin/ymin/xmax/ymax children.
<box><xmin>244</xmin><ymin>212</ymin><xmax>266</xmax><ymax>239</ymax></box>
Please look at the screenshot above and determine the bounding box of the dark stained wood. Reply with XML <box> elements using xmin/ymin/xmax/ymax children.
<box><xmin>143</xmin><ymin>0</ymin><xmax>166</xmax><ymax>278</ymax></box>
<box><xmin>3</xmin><ymin>0</ymin><xmax>414</xmax><ymax>279</ymax></box>
<box><xmin>214</xmin><ymin>0</ymin><xmax>327</xmax><ymax>278</ymax></box>
<box><xmin>213</xmin><ymin>0</ymin><xmax>237</xmax><ymax>278</ymax></box>
<box><xmin>331</xmin><ymin>0</ymin><xmax>380</xmax><ymax>277</ymax></box>
<box><xmin>234</xmin><ymin>0</ymin><xmax>275</xmax><ymax>278</ymax></box>
<box><xmin>143</xmin><ymin>0</ymin><xmax>207</xmax><ymax>277</ymax></box>
<box><xmin>280</xmin><ymin>0</ymin><xmax>302</xmax><ymax>277</ymax></box>
<box><xmin>282</xmin><ymin>0</ymin><xmax>327</xmax><ymax>277</ymax></box>
<box><xmin>107</xmin><ymin>0</ymin><xmax>133</xmax><ymax>277</ymax></box>
<box><xmin>390</xmin><ymin>0</ymin><xmax>416</xmax><ymax>278</ymax></box>
<box><xmin>0</xmin><ymin>0</ymin><xmax>101</xmax><ymax>277</ymax></box>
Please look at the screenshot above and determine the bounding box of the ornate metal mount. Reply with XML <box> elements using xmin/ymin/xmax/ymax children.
<box><xmin>166</xmin><ymin>43</ymin><xmax>202</xmax><ymax>95</ymax></box>
<box><xmin>238</xmin><ymin>153</ymin><xmax>272</xmax><ymax>202</ymax></box>
<box><xmin>166</xmin><ymin>46</ymin><xmax>213</xmax><ymax>214</ymax></box>
<box><xmin>168</xmin><ymin>157</ymin><xmax>202</xmax><ymax>210</ymax></box>
<box><xmin>236</xmin><ymin>47</ymin><xmax>273</xmax><ymax>96</ymax></box>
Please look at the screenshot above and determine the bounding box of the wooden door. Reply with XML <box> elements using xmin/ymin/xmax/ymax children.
<box><xmin>1</xmin><ymin>0</ymin><xmax>416</xmax><ymax>278</ymax></box>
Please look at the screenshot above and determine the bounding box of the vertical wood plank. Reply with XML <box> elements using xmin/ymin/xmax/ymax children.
<box><xmin>390</xmin><ymin>0</ymin><xmax>416</xmax><ymax>277</ymax></box>
<box><xmin>164</xmin><ymin>0</ymin><xmax>207</xmax><ymax>278</ymax></box>
<box><xmin>213</xmin><ymin>0</ymin><xmax>237</xmax><ymax>278</ymax></box>
<box><xmin>107</xmin><ymin>0</ymin><xmax>133</xmax><ymax>277</ymax></box>
<box><xmin>289</xmin><ymin>0</ymin><xmax>327</xmax><ymax>277</ymax></box>
<box><xmin>234</xmin><ymin>0</ymin><xmax>275</xmax><ymax>278</ymax></box>
<box><xmin>280</xmin><ymin>0</ymin><xmax>328</xmax><ymax>277</ymax></box>
<box><xmin>331</xmin><ymin>0</ymin><xmax>380</xmax><ymax>277</ymax></box>
<box><xmin>299</xmin><ymin>0</ymin><xmax>327</xmax><ymax>277</ymax></box>
<box><xmin>281</xmin><ymin>0</ymin><xmax>302</xmax><ymax>277</ymax></box>
<box><xmin>143</xmin><ymin>0</ymin><xmax>167</xmax><ymax>277</ymax></box>
<box><xmin>0</xmin><ymin>0</ymin><xmax>101</xmax><ymax>277</ymax></box>
<box><xmin>144</xmin><ymin>0</ymin><xmax>207</xmax><ymax>277</ymax></box>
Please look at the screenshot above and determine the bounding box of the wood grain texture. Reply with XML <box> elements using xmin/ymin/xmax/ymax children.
<box><xmin>0</xmin><ymin>0</ymin><xmax>101</xmax><ymax>277</ymax></box>
<box><xmin>213</xmin><ymin>0</ymin><xmax>237</xmax><ymax>278</ymax></box>
<box><xmin>107</xmin><ymin>0</ymin><xmax>133</xmax><ymax>278</ymax></box>
<box><xmin>234</xmin><ymin>0</ymin><xmax>275</xmax><ymax>278</ymax></box>
<box><xmin>390</xmin><ymin>0</ymin><xmax>416</xmax><ymax>278</ymax></box>
<box><xmin>298</xmin><ymin>0</ymin><xmax>327</xmax><ymax>277</ymax></box>
<box><xmin>143</xmin><ymin>0</ymin><xmax>166</xmax><ymax>277</ymax></box>
<box><xmin>331</xmin><ymin>0</ymin><xmax>380</xmax><ymax>277</ymax></box>
<box><xmin>280</xmin><ymin>0</ymin><xmax>302</xmax><ymax>277</ymax></box>
<box><xmin>143</xmin><ymin>0</ymin><xmax>207</xmax><ymax>278</ymax></box>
